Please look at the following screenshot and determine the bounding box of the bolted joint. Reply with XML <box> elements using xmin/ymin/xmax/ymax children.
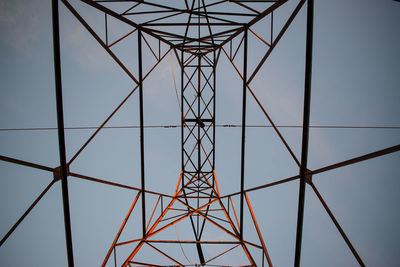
<box><xmin>53</xmin><ymin>165</ymin><xmax>70</xmax><ymax>182</ymax></box>
<box><xmin>196</xmin><ymin>117</ymin><xmax>205</xmax><ymax>128</ymax></box>
<box><xmin>305</xmin><ymin>169</ymin><xmax>313</xmax><ymax>185</ymax></box>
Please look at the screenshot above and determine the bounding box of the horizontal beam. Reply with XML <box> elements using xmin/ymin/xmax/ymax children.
<box><xmin>222</xmin><ymin>174</ymin><xmax>300</xmax><ymax>198</ymax></box>
<box><xmin>2</xmin><ymin>125</ymin><xmax>399</xmax><ymax>132</ymax></box>
<box><xmin>312</xmin><ymin>144</ymin><xmax>400</xmax><ymax>176</ymax></box>
<box><xmin>0</xmin><ymin>155</ymin><xmax>53</xmax><ymax>172</ymax></box>
<box><xmin>69</xmin><ymin>172</ymin><xmax>174</xmax><ymax>198</ymax></box>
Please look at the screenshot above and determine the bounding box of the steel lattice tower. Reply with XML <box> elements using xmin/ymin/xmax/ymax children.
<box><xmin>1</xmin><ymin>0</ymin><xmax>400</xmax><ymax>266</ymax></box>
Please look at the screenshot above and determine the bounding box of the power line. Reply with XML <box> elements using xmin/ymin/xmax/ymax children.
<box><xmin>1</xmin><ymin>125</ymin><xmax>400</xmax><ymax>131</ymax></box>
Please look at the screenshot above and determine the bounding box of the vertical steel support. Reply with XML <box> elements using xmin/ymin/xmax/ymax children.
<box><xmin>196</xmin><ymin>54</ymin><xmax>206</xmax><ymax>264</ymax></box>
<box><xmin>239</xmin><ymin>27</ymin><xmax>248</xmax><ymax>240</ymax></box>
<box><xmin>212</xmin><ymin>50</ymin><xmax>217</xmax><ymax>169</ymax></box>
<box><xmin>138</xmin><ymin>29</ymin><xmax>146</xmax><ymax>238</ymax></box>
<box><xmin>52</xmin><ymin>0</ymin><xmax>74</xmax><ymax>265</ymax></box>
<box><xmin>197</xmin><ymin>54</ymin><xmax>202</xmax><ymax>176</ymax></box>
<box><xmin>294</xmin><ymin>0</ymin><xmax>314</xmax><ymax>266</ymax></box>
<box><xmin>180</xmin><ymin>49</ymin><xmax>185</xmax><ymax>174</ymax></box>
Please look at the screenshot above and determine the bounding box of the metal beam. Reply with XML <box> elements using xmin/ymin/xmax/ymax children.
<box><xmin>247</xmin><ymin>0</ymin><xmax>305</xmax><ymax>85</ymax></box>
<box><xmin>294</xmin><ymin>0</ymin><xmax>313</xmax><ymax>266</ymax></box>
<box><xmin>311</xmin><ymin>144</ymin><xmax>400</xmax><ymax>176</ymax></box>
<box><xmin>219</xmin><ymin>0</ymin><xmax>288</xmax><ymax>48</ymax></box>
<box><xmin>62</xmin><ymin>0</ymin><xmax>139</xmax><ymax>85</ymax></box>
<box><xmin>309</xmin><ymin>182</ymin><xmax>366</xmax><ymax>266</ymax></box>
<box><xmin>245</xmin><ymin>193</ymin><xmax>273</xmax><ymax>266</ymax></box>
<box><xmin>102</xmin><ymin>192</ymin><xmax>141</xmax><ymax>267</ymax></box>
<box><xmin>196</xmin><ymin>54</ymin><xmax>206</xmax><ymax>265</ymax></box>
<box><xmin>138</xmin><ymin>29</ymin><xmax>146</xmax><ymax>238</ymax></box>
<box><xmin>222</xmin><ymin>174</ymin><xmax>300</xmax><ymax>199</ymax></box>
<box><xmin>0</xmin><ymin>181</ymin><xmax>55</xmax><ymax>247</ymax></box>
<box><xmin>80</xmin><ymin>0</ymin><xmax>175</xmax><ymax>47</ymax></box>
<box><xmin>239</xmin><ymin>27</ymin><xmax>248</xmax><ymax>240</ymax></box>
<box><xmin>52</xmin><ymin>0</ymin><xmax>74</xmax><ymax>265</ymax></box>
<box><xmin>0</xmin><ymin>155</ymin><xmax>53</xmax><ymax>172</ymax></box>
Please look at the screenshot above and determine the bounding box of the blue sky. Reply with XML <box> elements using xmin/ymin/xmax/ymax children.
<box><xmin>1</xmin><ymin>0</ymin><xmax>400</xmax><ymax>266</ymax></box>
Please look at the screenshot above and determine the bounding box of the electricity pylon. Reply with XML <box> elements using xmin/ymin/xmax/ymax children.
<box><xmin>101</xmin><ymin>40</ymin><xmax>272</xmax><ymax>265</ymax></box>
<box><xmin>2</xmin><ymin>1</ymin><xmax>399</xmax><ymax>266</ymax></box>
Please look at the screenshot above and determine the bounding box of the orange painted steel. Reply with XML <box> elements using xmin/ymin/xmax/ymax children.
<box><xmin>123</xmin><ymin>198</ymin><xmax>220</xmax><ymax>265</ymax></box>
<box><xmin>108</xmin><ymin>28</ymin><xmax>136</xmax><ymax>48</ymax></box>
<box><xmin>203</xmin><ymin>244</ymin><xmax>241</xmax><ymax>265</ymax></box>
<box><xmin>101</xmin><ymin>164</ymin><xmax>270</xmax><ymax>266</ymax></box>
<box><xmin>229</xmin><ymin>196</ymin><xmax>241</xmax><ymax>231</ymax></box>
<box><xmin>145</xmin><ymin>241</ymin><xmax>184</xmax><ymax>266</ymax></box>
<box><xmin>102</xmin><ymin>192</ymin><xmax>141</xmax><ymax>267</ymax></box>
<box><xmin>1</xmin><ymin>1</ymin><xmax>393</xmax><ymax>265</ymax></box>
<box><xmin>145</xmin><ymin>195</ymin><xmax>161</xmax><ymax>232</ymax></box>
<box><xmin>61</xmin><ymin>2</ymin><xmax>313</xmax><ymax>265</ymax></box>
<box><xmin>245</xmin><ymin>192</ymin><xmax>273</xmax><ymax>267</ymax></box>
<box><xmin>249</xmin><ymin>28</ymin><xmax>271</xmax><ymax>47</ymax></box>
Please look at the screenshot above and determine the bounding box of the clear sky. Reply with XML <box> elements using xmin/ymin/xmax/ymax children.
<box><xmin>0</xmin><ymin>0</ymin><xmax>400</xmax><ymax>266</ymax></box>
